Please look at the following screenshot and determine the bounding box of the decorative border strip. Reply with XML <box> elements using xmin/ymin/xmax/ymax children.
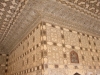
<box><xmin>11</xmin><ymin>65</ymin><xmax>42</xmax><ymax>75</ymax></box>
<box><xmin>0</xmin><ymin>0</ymin><xmax>29</xmax><ymax>44</ymax></box>
<box><xmin>0</xmin><ymin>54</ymin><xmax>9</xmax><ymax>74</ymax></box>
<box><xmin>56</xmin><ymin>0</ymin><xmax>100</xmax><ymax>20</ymax></box>
<box><xmin>45</xmin><ymin>22</ymin><xmax>99</xmax><ymax>40</ymax></box>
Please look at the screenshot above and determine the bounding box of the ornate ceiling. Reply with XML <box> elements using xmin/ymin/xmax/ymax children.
<box><xmin>0</xmin><ymin>0</ymin><xmax>19</xmax><ymax>41</ymax></box>
<box><xmin>0</xmin><ymin>0</ymin><xmax>29</xmax><ymax>53</ymax></box>
<box><xmin>0</xmin><ymin>0</ymin><xmax>100</xmax><ymax>53</ymax></box>
<box><xmin>57</xmin><ymin>0</ymin><xmax>100</xmax><ymax>19</ymax></box>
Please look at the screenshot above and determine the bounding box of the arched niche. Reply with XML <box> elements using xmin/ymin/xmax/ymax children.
<box><xmin>70</xmin><ymin>51</ymin><xmax>79</xmax><ymax>63</ymax></box>
<box><xmin>74</xmin><ymin>72</ymin><xmax>81</xmax><ymax>75</ymax></box>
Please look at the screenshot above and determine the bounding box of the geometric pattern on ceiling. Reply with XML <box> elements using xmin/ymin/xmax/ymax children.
<box><xmin>68</xmin><ymin>0</ymin><xmax>100</xmax><ymax>15</ymax></box>
<box><xmin>57</xmin><ymin>0</ymin><xmax>100</xmax><ymax>19</ymax></box>
<box><xmin>0</xmin><ymin>0</ymin><xmax>20</xmax><ymax>41</ymax></box>
<box><xmin>0</xmin><ymin>0</ymin><xmax>27</xmax><ymax>43</ymax></box>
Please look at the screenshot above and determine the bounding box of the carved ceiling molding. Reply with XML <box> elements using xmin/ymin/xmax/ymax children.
<box><xmin>56</xmin><ymin>0</ymin><xmax>100</xmax><ymax>20</ymax></box>
<box><xmin>0</xmin><ymin>0</ymin><xmax>29</xmax><ymax>43</ymax></box>
<box><xmin>0</xmin><ymin>0</ymin><xmax>20</xmax><ymax>42</ymax></box>
<box><xmin>0</xmin><ymin>0</ymin><xmax>29</xmax><ymax>53</ymax></box>
<box><xmin>0</xmin><ymin>0</ymin><xmax>100</xmax><ymax>53</ymax></box>
<box><xmin>0</xmin><ymin>0</ymin><xmax>20</xmax><ymax>35</ymax></box>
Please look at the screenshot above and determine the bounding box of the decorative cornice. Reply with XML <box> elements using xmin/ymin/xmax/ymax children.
<box><xmin>0</xmin><ymin>0</ymin><xmax>20</xmax><ymax>42</ymax></box>
<box><xmin>0</xmin><ymin>0</ymin><xmax>29</xmax><ymax>44</ymax></box>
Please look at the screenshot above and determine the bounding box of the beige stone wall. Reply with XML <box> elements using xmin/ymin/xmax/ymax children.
<box><xmin>7</xmin><ymin>22</ymin><xmax>100</xmax><ymax>75</ymax></box>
